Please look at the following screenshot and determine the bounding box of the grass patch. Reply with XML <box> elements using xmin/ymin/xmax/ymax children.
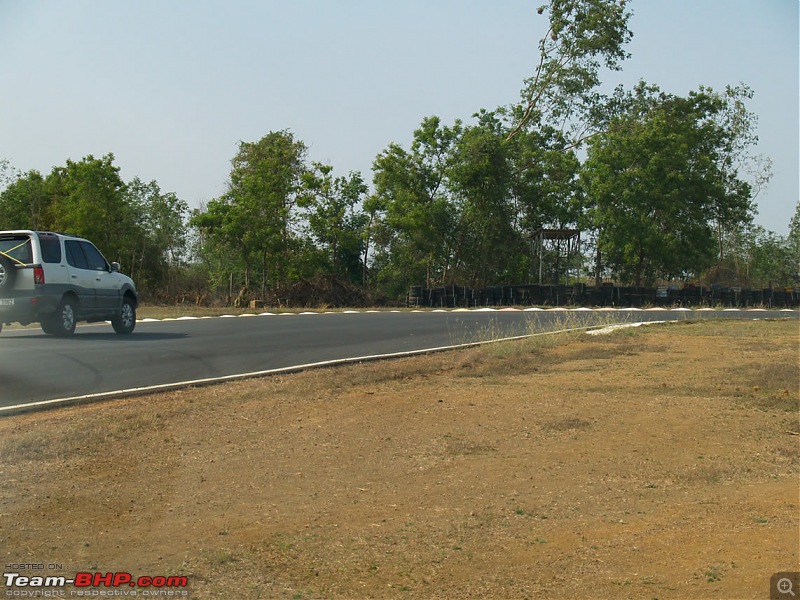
<box><xmin>0</xmin><ymin>403</ymin><xmax>172</xmax><ymax>464</ymax></box>
<box><xmin>776</xmin><ymin>445</ymin><xmax>800</xmax><ymax>464</ymax></box>
<box><xmin>444</xmin><ymin>436</ymin><xmax>496</xmax><ymax>457</ymax></box>
<box><xmin>724</xmin><ymin>361</ymin><xmax>800</xmax><ymax>412</ymax></box>
<box><xmin>542</xmin><ymin>417</ymin><xmax>594</xmax><ymax>432</ymax></box>
<box><xmin>678</xmin><ymin>462</ymin><xmax>753</xmax><ymax>485</ymax></box>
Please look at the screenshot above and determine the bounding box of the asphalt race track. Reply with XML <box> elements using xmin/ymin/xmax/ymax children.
<box><xmin>0</xmin><ymin>308</ymin><xmax>796</xmax><ymax>413</ymax></box>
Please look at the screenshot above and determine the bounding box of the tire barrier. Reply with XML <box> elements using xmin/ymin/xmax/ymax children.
<box><xmin>405</xmin><ymin>284</ymin><xmax>800</xmax><ymax>309</ymax></box>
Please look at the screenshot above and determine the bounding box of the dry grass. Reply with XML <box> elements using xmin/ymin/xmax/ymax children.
<box><xmin>541</xmin><ymin>416</ymin><xmax>594</xmax><ymax>432</ymax></box>
<box><xmin>0</xmin><ymin>318</ymin><xmax>798</xmax><ymax>599</ymax></box>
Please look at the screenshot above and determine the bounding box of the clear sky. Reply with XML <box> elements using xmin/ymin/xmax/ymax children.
<box><xmin>1</xmin><ymin>0</ymin><xmax>797</xmax><ymax>234</ymax></box>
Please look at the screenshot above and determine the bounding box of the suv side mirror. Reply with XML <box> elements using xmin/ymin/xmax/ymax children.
<box><xmin>110</xmin><ymin>262</ymin><xmax>120</xmax><ymax>272</ymax></box>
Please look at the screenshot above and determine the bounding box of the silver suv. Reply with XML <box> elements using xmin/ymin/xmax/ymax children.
<box><xmin>0</xmin><ymin>230</ymin><xmax>138</xmax><ymax>336</ymax></box>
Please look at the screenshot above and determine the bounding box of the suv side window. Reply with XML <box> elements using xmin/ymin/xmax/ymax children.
<box><xmin>65</xmin><ymin>240</ymin><xmax>88</xmax><ymax>270</ymax></box>
<box><xmin>79</xmin><ymin>241</ymin><xmax>108</xmax><ymax>271</ymax></box>
<box><xmin>37</xmin><ymin>234</ymin><xmax>62</xmax><ymax>264</ymax></box>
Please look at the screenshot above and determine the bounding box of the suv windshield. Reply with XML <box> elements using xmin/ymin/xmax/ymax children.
<box><xmin>0</xmin><ymin>234</ymin><xmax>33</xmax><ymax>265</ymax></box>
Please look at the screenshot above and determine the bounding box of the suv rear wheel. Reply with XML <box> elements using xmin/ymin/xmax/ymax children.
<box><xmin>40</xmin><ymin>319</ymin><xmax>57</xmax><ymax>335</ymax></box>
<box><xmin>44</xmin><ymin>297</ymin><xmax>77</xmax><ymax>337</ymax></box>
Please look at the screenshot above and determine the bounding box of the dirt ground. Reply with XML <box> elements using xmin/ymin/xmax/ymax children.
<box><xmin>1</xmin><ymin>318</ymin><xmax>798</xmax><ymax>599</ymax></box>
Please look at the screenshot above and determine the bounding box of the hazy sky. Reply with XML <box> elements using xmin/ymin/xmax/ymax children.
<box><xmin>1</xmin><ymin>0</ymin><xmax>797</xmax><ymax>234</ymax></box>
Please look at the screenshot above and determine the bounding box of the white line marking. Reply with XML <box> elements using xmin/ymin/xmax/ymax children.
<box><xmin>586</xmin><ymin>321</ymin><xmax>667</xmax><ymax>335</ymax></box>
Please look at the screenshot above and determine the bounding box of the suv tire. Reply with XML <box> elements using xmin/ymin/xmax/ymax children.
<box><xmin>112</xmin><ymin>297</ymin><xmax>136</xmax><ymax>335</ymax></box>
<box><xmin>45</xmin><ymin>297</ymin><xmax>77</xmax><ymax>337</ymax></box>
<box><xmin>0</xmin><ymin>254</ymin><xmax>16</xmax><ymax>290</ymax></box>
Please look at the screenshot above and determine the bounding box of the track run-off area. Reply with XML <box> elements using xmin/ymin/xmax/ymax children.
<box><xmin>1</xmin><ymin>307</ymin><xmax>796</xmax><ymax>414</ymax></box>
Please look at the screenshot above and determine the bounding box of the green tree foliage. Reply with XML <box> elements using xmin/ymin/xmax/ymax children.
<box><xmin>720</xmin><ymin>206</ymin><xmax>800</xmax><ymax>288</ymax></box>
<box><xmin>449</xmin><ymin>122</ymin><xmax>527</xmax><ymax>285</ymax></box>
<box><xmin>745</xmin><ymin>227</ymin><xmax>795</xmax><ymax>288</ymax></box>
<box><xmin>583</xmin><ymin>83</ymin><xmax>757</xmax><ymax>285</ymax></box>
<box><xmin>506</xmin><ymin>122</ymin><xmax>583</xmax><ymax>232</ymax></box>
<box><xmin>369</xmin><ymin>109</ymin><xmax>591</xmax><ymax>292</ymax></box>
<box><xmin>370</xmin><ymin>117</ymin><xmax>462</xmax><ymax>292</ymax></box>
<box><xmin>0</xmin><ymin>169</ymin><xmax>51</xmax><ymax>230</ymax></box>
<box><xmin>190</xmin><ymin>131</ymin><xmax>313</xmax><ymax>301</ymax></box>
<box><xmin>124</xmin><ymin>177</ymin><xmax>189</xmax><ymax>294</ymax></box>
<box><xmin>507</xmin><ymin>0</ymin><xmax>633</xmax><ymax>142</ymax></box>
<box><xmin>0</xmin><ymin>158</ymin><xmax>20</xmax><ymax>192</ymax></box>
<box><xmin>0</xmin><ymin>154</ymin><xmax>139</xmax><ymax>263</ymax></box>
<box><xmin>370</xmin><ymin>106</ymin><xmax>598</xmax><ymax>292</ymax></box>
<box><xmin>47</xmin><ymin>154</ymin><xmax>136</xmax><ymax>263</ymax></box>
<box><xmin>231</xmin><ymin>131</ymin><xmax>308</xmax><ymax>288</ymax></box>
<box><xmin>188</xmin><ymin>201</ymin><xmax>244</xmax><ymax>301</ymax></box>
<box><xmin>299</xmin><ymin>164</ymin><xmax>368</xmax><ymax>284</ymax></box>
<box><xmin>0</xmin><ymin>154</ymin><xmax>188</xmax><ymax>299</ymax></box>
<box><xmin>788</xmin><ymin>202</ymin><xmax>800</xmax><ymax>283</ymax></box>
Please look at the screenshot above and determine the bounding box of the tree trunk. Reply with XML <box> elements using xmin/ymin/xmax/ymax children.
<box><xmin>635</xmin><ymin>248</ymin><xmax>645</xmax><ymax>287</ymax></box>
<box><xmin>594</xmin><ymin>245</ymin><xmax>602</xmax><ymax>287</ymax></box>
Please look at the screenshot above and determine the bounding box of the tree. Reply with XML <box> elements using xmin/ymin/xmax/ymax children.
<box><xmin>449</xmin><ymin>122</ymin><xmax>528</xmax><ymax>285</ymax></box>
<box><xmin>190</xmin><ymin>131</ymin><xmax>309</xmax><ymax>301</ymax></box>
<box><xmin>0</xmin><ymin>158</ymin><xmax>19</xmax><ymax>192</ymax></box>
<box><xmin>370</xmin><ymin>111</ymin><xmax>588</xmax><ymax>293</ymax></box>
<box><xmin>0</xmin><ymin>169</ymin><xmax>51</xmax><ymax>230</ymax></box>
<box><xmin>583</xmin><ymin>84</ymin><xmax>756</xmax><ymax>285</ymax></box>
<box><xmin>706</xmin><ymin>84</ymin><xmax>769</xmax><ymax>263</ymax></box>
<box><xmin>299</xmin><ymin>164</ymin><xmax>368</xmax><ymax>283</ymax></box>
<box><xmin>744</xmin><ymin>226</ymin><xmax>794</xmax><ymax>288</ymax></box>
<box><xmin>788</xmin><ymin>202</ymin><xmax>800</xmax><ymax>284</ymax></box>
<box><xmin>124</xmin><ymin>177</ymin><xmax>189</xmax><ymax>293</ymax></box>
<box><xmin>0</xmin><ymin>154</ymin><xmax>190</xmax><ymax>299</ymax></box>
<box><xmin>473</xmin><ymin>0</ymin><xmax>632</xmax><ymax>287</ymax></box>
<box><xmin>189</xmin><ymin>200</ymin><xmax>245</xmax><ymax>300</ymax></box>
<box><xmin>506</xmin><ymin>0</ymin><xmax>633</xmax><ymax>143</ymax></box>
<box><xmin>370</xmin><ymin>116</ymin><xmax>462</xmax><ymax>292</ymax></box>
<box><xmin>46</xmin><ymin>154</ymin><xmax>137</xmax><ymax>262</ymax></box>
<box><xmin>507</xmin><ymin>124</ymin><xmax>582</xmax><ymax>235</ymax></box>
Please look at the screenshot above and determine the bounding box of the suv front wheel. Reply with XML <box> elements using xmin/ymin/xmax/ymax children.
<box><xmin>112</xmin><ymin>297</ymin><xmax>136</xmax><ymax>335</ymax></box>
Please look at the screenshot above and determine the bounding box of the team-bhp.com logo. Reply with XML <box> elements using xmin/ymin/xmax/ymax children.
<box><xmin>4</xmin><ymin>571</ymin><xmax>189</xmax><ymax>596</ymax></box>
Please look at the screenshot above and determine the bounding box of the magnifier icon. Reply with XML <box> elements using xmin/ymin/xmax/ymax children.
<box><xmin>778</xmin><ymin>578</ymin><xmax>796</xmax><ymax>596</ymax></box>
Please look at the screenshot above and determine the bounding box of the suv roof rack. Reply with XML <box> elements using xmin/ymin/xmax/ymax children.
<box><xmin>36</xmin><ymin>231</ymin><xmax>83</xmax><ymax>239</ymax></box>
